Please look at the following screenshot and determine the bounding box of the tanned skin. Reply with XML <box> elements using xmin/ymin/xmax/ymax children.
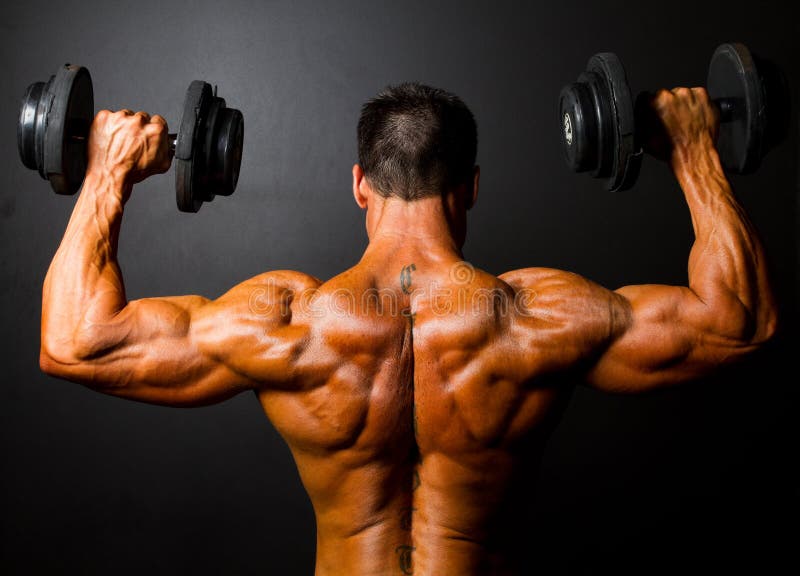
<box><xmin>40</xmin><ymin>88</ymin><xmax>776</xmax><ymax>575</ymax></box>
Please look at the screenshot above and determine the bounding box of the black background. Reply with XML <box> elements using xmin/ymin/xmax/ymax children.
<box><xmin>1</xmin><ymin>1</ymin><xmax>797</xmax><ymax>574</ymax></box>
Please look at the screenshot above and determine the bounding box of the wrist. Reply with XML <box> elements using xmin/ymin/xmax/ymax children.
<box><xmin>82</xmin><ymin>169</ymin><xmax>133</xmax><ymax>204</ymax></box>
<box><xmin>670</xmin><ymin>138</ymin><xmax>725</xmax><ymax>182</ymax></box>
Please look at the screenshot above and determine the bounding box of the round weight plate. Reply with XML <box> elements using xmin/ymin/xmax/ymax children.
<box><xmin>18</xmin><ymin>81</ymin><xmax>46</xmax><ymax>171</ymax></box>
<box><xmin>205</xmin><ymin>105</ymin><xmax>244</xmax><ymax>198</ymax></box>
<box><xmin>707</xmin><ymin>43</ymin><xmax>764</xmax><ymax>174</ymax></box>
<box><xmin>752</xmin><ymin>53</ymin><xmax>790</xmax><ymax>156</ymax></box>
<box><xmin>43</xmin><ymin>65</ymin><xmax>93</xmax><ymax>195</ymax></box>
<box><xmin>217</xmin><ymin>108</ymin><xmax>244</xmax><ymax>196</ymax></box>
<box><xmin>200</xmin><ymin>97</ymin><xmax>223</xmax><ymax>202</ymax></box>
<box><xmin>579</xmin><ymin>69</ymin><xmax>613</xmax><ymax>180</ymax></box>
<box><xmin>175</xmin><ymin>80</ymin><xmax>212</xmax><ymax>212</ymax></box>
<box><xmin>559</xmin><ymin>81</ymin><xmax>598</xmax><ymax>173</ymax></box>
<box><xmin>34</xmin><ymin>76</ymin><xmax>55</xmax><ymax>180</ymax></box>
<box><xmin>587</xmin><ymin>53</ymin><xmax>637</xmax><ymax>191</ymax></box>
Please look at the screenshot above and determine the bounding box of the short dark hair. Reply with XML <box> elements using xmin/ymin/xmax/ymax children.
<box><xmin>357</xmin><ymin>82</ymin><xmax>478</xmax><ymax>200</ymax></box>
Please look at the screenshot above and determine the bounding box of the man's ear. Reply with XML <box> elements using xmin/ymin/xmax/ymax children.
<box><xmin>466</xmin><ymin>165</ymin><xmax>480</xmax><ymax>210</ymax></box>
<box><xmin>352</xmin><ymin>164</ymin><xmax>369</xmax><ymax>209</ymax></box>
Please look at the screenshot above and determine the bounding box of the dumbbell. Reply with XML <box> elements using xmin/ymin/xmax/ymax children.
<box><xmin>558</xmin><ymin>43</ymin><xmax>789</xmax><ymax>191</ymax></box>
<box><xmin>18</xmin><ymin>64</ymin><xmax>244</xmax><ymax>212</ymax></box>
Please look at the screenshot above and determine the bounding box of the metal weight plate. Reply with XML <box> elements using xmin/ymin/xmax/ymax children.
<box><xmin>40</xmin><ymin>65</ymin><xmax>94</xmax><ymax>195</ymax></box>
<box><xmin>175</xmin><ymin>81</ymin><xmax>212</xmax><ymax>212</ymax></box>
<box><xmin>216</xmin><ymin>107</ymin><xmax>244</xmax><ymax>196</ymax></box>
<box><xmin>18</xmin><ymin>80</ymin><xmax>47</xmax><ymax>172</ymax></box>
<box><xmin>559</xmin><ymin>80</ymin><xmax>599</xmax><ymax>173</ymax></box>
<box><xmin>752</xmin><ymin>53</ymin><xmax>790</xmax><ymax>155</ymax></box>
<box><xmin>175</xmin><ymin>81</ymin><xmax>244</xmax><ymax>212</ymax></box>
<box><xmin>204</xmin><ymin>103</ymin><xmax>244</xmax><ymax>198</ymax></box>
<box><xmin>200</xmin><ymin>96</ymin><xmax>223</xmax><ymax>203</ymax></box>
<box><xmin>579</xmin><ymin>68</ymin><xmax>613</xmax><ymax>180</ymax></box>
<box><xmin>18</xmin><ymin>64</ymin><xmax>93</xmax><ymax>195</ymax></box>
<box><xmin>587</xmin><ymin>53</ymin><xmax>640</xmax><ymax>191</ymax></box>
<box><xmin>707</xmin><ymin>43</ymin><xmax>764</xmax><ymax>174</ymax></box>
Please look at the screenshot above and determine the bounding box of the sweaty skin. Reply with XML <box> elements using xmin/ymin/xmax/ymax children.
<box><xmin>40</xmin><ymin>88</ymin><xmax>776</xmax><ymax>575</ymax></box>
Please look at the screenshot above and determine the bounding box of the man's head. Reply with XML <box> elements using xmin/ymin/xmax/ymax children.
<box><xmin>356</xmin><ymin>82</ymin><xmax>478</xmax><ymax>201</ymax></box>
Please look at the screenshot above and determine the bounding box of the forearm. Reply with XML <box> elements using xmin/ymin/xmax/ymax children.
<box><xmin>41</xmin><ymin>171</ymin><xmax>131</xmax><ymax>361</ymax></box>
<box><xmin>674</xmin><ymin>141</ymin><xmax>776</xmax><ymax>341</ymax></box>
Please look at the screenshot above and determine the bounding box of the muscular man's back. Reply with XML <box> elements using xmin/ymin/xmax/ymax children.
<box><xmin>251</xmin><ymin>239</ymin><xmax>615</xmax><ymax>574</ymax></box>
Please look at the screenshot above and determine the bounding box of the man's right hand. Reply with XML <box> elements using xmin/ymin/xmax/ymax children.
<box><xmin>86</xmin><ymin>109</ymin><xmax>171</xmax><ymax>188</ymax></box>
<box><xmin>571</xmin><ymin>84</ymin><xmax>776</xmax><ymax>393</ymax></box>
<box><xmin>641</xmin><ymin>87</ymin><xmax>721</xmax><ymax>170</ymax></box>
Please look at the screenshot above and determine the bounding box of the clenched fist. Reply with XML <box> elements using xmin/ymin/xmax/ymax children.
<box><xmin>86</xmin><ymin>109</ymin><xmax>171</xmax><ymax>185</ymax></box>
<box><xmin>640</xmin><ymin>87</ymin><xmax>720</xmax><ymax>169</ymax></box>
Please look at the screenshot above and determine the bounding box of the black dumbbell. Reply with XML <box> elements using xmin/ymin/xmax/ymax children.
<box><xmin>558</xmin><ymin>43</ymin><xmax>789</xmax><ymax>191</ymax></box>
<box><xmin>18</xmin><ymin>64</ymin><xmax>244</xmax><ymax>212</ymax></box>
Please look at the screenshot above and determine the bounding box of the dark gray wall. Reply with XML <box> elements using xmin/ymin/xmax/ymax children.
<box><xmin>1</xmin><ymin>1</ymin><xmax>796</xmax><ymax>574</ymax></box>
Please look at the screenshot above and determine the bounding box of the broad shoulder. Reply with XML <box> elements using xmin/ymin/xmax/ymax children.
<box><xmin>212</xmin><ymin>270</ymin><xmax>321</xmax><ymax>311</ymax></box>
<box><xmin>192</xmin><ymin>271</ymin><xmax>324</xmax><ymax>385</ymax></box>
<box><xmin>498</xmin><ymin>266</ymin><xmax>587</xmax><ymax>292</ymax></box>
<box><xmin>498</xmin><ymin>267</ymin><xmax>613</xmax><ymax>315</ymax></box>
<box><xmin>194</xmin><ymin>270</ymin><xmax>322</xmax><ymax>334</ymax></box>
<box><xmin>228</xmin><ymin>270</ymin><xmax>322</xmax><ymax>295</ymax></box>
<box><xmin>497</xmin><ymin>267</ymin><xmax>630</xmax><ymax>358</ymax></box>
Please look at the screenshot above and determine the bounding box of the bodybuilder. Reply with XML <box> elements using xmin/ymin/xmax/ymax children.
<box><xmin>40</xmin><ymin>82</ymin><xmax>776</xmax><ymax>575</ymax></box>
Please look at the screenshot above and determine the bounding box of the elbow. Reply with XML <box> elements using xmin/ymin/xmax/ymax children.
<box><xmin>39</xmin><ymin>328</ymin><xmax>95</xmax><ymax>379</ymax></box>
<box><xmin>741</xmin><ymin>297</ymin><xmax>779</xmax><ymax>349</ymax></box>
<box><xmin>39</xmin><ymin>347</ymin><xmax>66</xmax><ymax>378</ymax></box>
<box><xmin>754</xmin><ymin>302</ymin><xmax>779</xmax><ymax>347</ymax></box>
<box><xmin>39</xmin><ymin>336</ymin><xmax>81</xmax><ymax>379</ymax></box>
<box><xmin>40</xmin><ymin>323</ymin><xmax>125</xmax><ymax>386</ymax></box>
<box><xmin>709</xmin><ymin>296</ymin><xmax>779</xmax><ymax>352</ymax></box>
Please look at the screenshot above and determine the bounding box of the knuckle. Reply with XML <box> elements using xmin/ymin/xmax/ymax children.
<box><xmin>146</xmin><ymin>122</ymin><xmax>166</xmax><ymax>137</ymax></box>
<box><xmin>654</xmin><ymin>89</ymin><xmax>673</xmax><ymax>105</ymax></box>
